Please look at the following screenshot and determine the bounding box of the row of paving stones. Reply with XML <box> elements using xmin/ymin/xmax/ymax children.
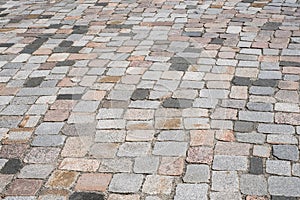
<box><xmin>0</xmin><ymin>0</ymin><xmax>300</xmax><ymax>199</ymax></box>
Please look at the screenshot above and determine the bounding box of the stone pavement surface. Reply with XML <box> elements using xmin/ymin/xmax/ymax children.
<box><xmin>0</xmin><ymin>0</ymin><xmax>300</xmax><ymax>199</ymax></box>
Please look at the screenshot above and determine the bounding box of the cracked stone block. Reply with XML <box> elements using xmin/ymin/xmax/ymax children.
<box><xmin>272</xmin><ymin>145</ymin><xmax>299</xmax><ymax>161</ymax></box>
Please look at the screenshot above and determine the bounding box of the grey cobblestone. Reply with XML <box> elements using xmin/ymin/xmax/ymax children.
<box><xmin>258</xmin><ymin>124</ymin><xmax>295</xmax><ymax>134</ymax></box>
<box><xmin>134</xmin><ymin>157</ymin><xmax>159</xmax><ymax>174</ymax></box>
<box><xmin>174</xmin><ymin>184</ymin><xmax>208</xmax><ymax>200</ymax></box>
<box><xmin>239</xmin><ymin>111</ymin><xmax>274</xmax><ymax>123</ymax></box>
<box><xmin>212</xmin><ymin>171</ymin><xmax>239</xmax><ymax>192</ymax></box>
<box><xmin>240</xmin><ymin>174</ymin><xmax>268</xmax><ymax>195</ymax></box>
<box><xmin>269</xmin><ymin>176</ymin><xmax>300</xmax><ymax>197</ymax></box>
<box><xmin>236</xmin><ymin>132</ymin><xmax>266</xmax><ymax>144</ymax></box>
<box><xmin>118</xmin><ymin>142</ymin><xmax>151</xmax><ymax>157</ymax></box>
<box><xmin>32</xmin><ymin>135</ymin><xmax>66</xmax><ymax>147</ymax></box>
<box><xmin>212</xmin><ymin>155</ymin><xmax>248</xmax><ymax>171</ymax></box>
<box><xmin>273</xmin><ymin>145</ymin><xmax>299</xmax><ymax>161</ymax></box>
<box><xmin>153</xmin><ymin>142</ymin><xmax>188</xmax><ymax>156</ymax></box>
<box><xmin>183</xmin><ymin>164</ymin><xmax>210</xmax><ymax>183</ymax></box>
<box><xmin>18</xmin><ymin>164</ymin><xmax>54</xmax><ymax>179</ymax></box>
<box><xmin>249</xmin><ymin>157</ymin><xmax>263</xmax><ymax>175</ymax></box>
<box><xmin>292</xmin><ymin>164</ymin><xmax>300</xmax><ymax>177</ymax></box>
<box><xmin>266</xmin><ymin>160</ymin><xmax>291</xmax><ymax>176</ymax></box>
<box><xmin>109</xmin><ymin>174</ymin><xmax>144</xmax><ymax>193</ymax></box>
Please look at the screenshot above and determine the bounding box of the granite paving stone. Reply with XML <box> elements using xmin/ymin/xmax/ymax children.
<box><xmin>69</xmin><ymin>192</ymin><xmax>104</xmax><ymax>200</ymax></box>
<box><xmin>90</xmin><ymin>143</ymin><xmax>119</xmax><ymax>158</ymax></box>
<box><xmin>134</xmin><ymin>156</ymin><xmax>159</xmax><ymax>174</ymax></box>
<box><xmin>269</xmin><ymin>176</ymin><xmax>300</xmax><ymax>197</ymax></box>
<box><xmin>266</xmin><ymin>160</ymin><xmax>291</xmax><ymax>176</ymax></box>
<box><xmin>75</xmin><ymin>173</ymin><xmax>112</xmax><ymax>192</ymax></box>
<box><xmin>46</xmin><ymin>170</ymin><xmax>79</xmax><ymax>189</ymax></box>
<box><xmin>5</xmin><ymin>179</ymin><xmax>43</xmax><ymax>196</ymax></box>
<box><xmin>0</xmin><ymin>158</ymin><xmax>23</xmax><ymax>174</ymax></box>
<box><xmin>153</xmin><ymin>142</ymin><xmax>188</xmax><ymax>156</ymax></box>
<box><xmin>32</xmin><ymin>135</ymin><xmax>66</xmax><ymax>147</ymax></box>
<box><xmin>158</xmin><ymin>157</ymin><xmax>185</xmax><ymax>176</ymax></box>
<box><xmin>240</xmin><ymin>174</ymin><xmax>268</xmax><ymax>196</ymax></box>
<box><xmin>249</xmin><ymin>157</ymin><xmax>264</xmax><ymax>175</ymax></box>
<box><xmin>174</xmin><ymin>184</ymin><xmax>208</xmax><ymax>200</ymax></box>
<box><xmin>213</xmin><ymin>155</ymin><xmax>248</xmax><ymax>171</ymax></box>
<box><xmin>273</xmin><ymin>145</ymin><xmax>299</xmax><ymax>161</ymax></box>
<box><xmin>0</xmin><ymin>174</ymin><xmax>13</xmax><ymax>193</ymax></box>
<box><xmin>211</xmin><ymin>171</ymin><xmax>239</xmax><ymax>192</ymax></box>
<box><xmin>109</xmin><ymin>173</ymin><xmax>144</xmax><ymax>193</ymax></box>
<box><xmin>183</xmin><ymin>164</ymin><xmax>210</xmax><ymax>183</ymax></box>
<box><xmin>142</xmin><ymin>175</ymin><xmax>174</xmax><ymax>195</ymax></box>
<box><xmin>18</xmin><ymin>164</ymin><xmax>55</xmax><ymax>179</ymax></box>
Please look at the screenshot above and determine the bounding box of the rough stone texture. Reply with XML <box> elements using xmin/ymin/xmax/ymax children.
<box><xmin>153</xmin><ymin>142</ymin><xmax>188</xmax><ymax>156</ymax></box>
<box><xmin>0</xmin><ymin>174</ymin><xmax>13</xmax><ymax>193</ymax></box>
<box><xmin>59</xmin><ymin>158</ymin><xmax>100</xmax><ymax>172</ymax></box>
<box><xmin>269</xmin><ymin>176</ymin><xmax>300</xmax><ymax>197</ymax></box>
<box><xmin>142</xmin><ymin>175</ymin><xmax>173</xmax><ymax>195</ymax></box>
<box><xmin>109</xmin><ymin>174</ymin><xmax>144</xmax><ymax>193</ymax></box>
<box><xmin>158</xmin><ymin>157</ymin><xmax>185</xmax><ymax>176</ymax></box>
<box><xmin>213</xmin><ymin>155</ymin><xmax>248</xmax><ymax>171</ymax></box>
<box><xmin>249</xmin><ymin>157</ymin><xmax>263</xmax><ymax>175</ymax></box>
<box><xmin>239</xmin><ymin>111</ymin><xmax>274</xmax><ymax>123</ymax></box>
<box><xmin>258</xmin><ymin>124</ymin><xmax>295</xmax><ymax>134</ymax></box>
<box><xmin>46</xmin><ymin>170</ymin><xmax>79</xmax><ymax>188</ymax></box>
<box><xmin>118</xmin><ymin>142</ymin><xmax>151</xmax><ymax>157</ymax></box>
<box><xmin>5</xmin><ymin>179</ymin><xmax>43</xmax><ymax>196</ymax></box>
<box><xmin>18</xmin><ymin>164</ymin><xmax>54</xmax><ymax>178</ymax></box>
<box><xmin>134</xmin><ymin>156</ymin><xmax>159</xmax><ymax>174</ymax></box>
<box><xmin>273</xmin><ymin>145</ymin><xmax>299</xmax><ymax>161</ymax></box>
<box><xmin>266</xmin><ymin>160</ymin><xmax>291</xmax><ymax>176</ymax></box>
<box><xmin>174</xmin><ymin>184</ymin><xmax>208</xmax><ymax>200</ymax></box>
<box><xmin>0</xmin><ymin>0</ymin><xmax>299</xmax><ymax>198</ymax></box>
<box><xmin>210</xmin><ymin>192</ymin><xmax>242</xmax><ymax>200</ymax></box>
<box><xmin>69</xmin><ymin>192</ymin><xmax>104</xmax><ymax>200</ymax></box>
<box><xmin>215</xmin><ymin>142</ymin><xmax>251</xmax><ymax>156</ymax></box>
<box><xmin>187</xmin><ymin>146</ymin><xmax>213</xmax><ymax>164</ymax></box>
<box><xmin>293</xmin><ymin>163</ymin><xmax>300</xmax><ymax>177</ymax></box>
<box><xmin>98</xmin><ymin>158</ymin><xmax>133</xmax><ymax>173</ymax></box>
<box><xmin>90</xmin><ymin>143</ymin><xmax>119</xmax><ymax>158</ymax></box>
<box><xmin>240</xmin><ymin>175</ymin><xmax>268</xmax><ymax>195</ymax></box>
<box><xmin>234</xmin><ymin>121</ymin><xmax>255</xmax><ymax>132</ymax></box>
<box><xmin>24</xmin><ymin>147</ymin><xmax>60</xmax><ymax>163</ymax></box>
<box><xmin>183</xmin><ymin>164</ymin><xmax>210</xmax><ymax>183</ymax></box>
<box><xmin>75</xmin><ymin>173</ymin><xmax>112</xmax><ymax>192</ymax></box>
<box><xmin>0</xmin><ymin>158</ymin><xmax>23</xmax><ymax>174</ymax></box>
<box><xmin>211</xmin><ymin>171</ymin><xmax>239</xmax><ymax>192</ymax></box>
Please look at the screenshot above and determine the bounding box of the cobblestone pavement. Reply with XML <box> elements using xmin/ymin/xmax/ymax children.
<box><xmin>0</xmin><ymin>0</ymin><xmax>300</xmax><ymax>199</ymax></box>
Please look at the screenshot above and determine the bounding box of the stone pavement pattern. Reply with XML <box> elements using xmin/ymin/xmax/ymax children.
<box><xmin>0</xmin><ymin>0</ymin><xmax>299</xmax><ymax>199</ymax></box>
